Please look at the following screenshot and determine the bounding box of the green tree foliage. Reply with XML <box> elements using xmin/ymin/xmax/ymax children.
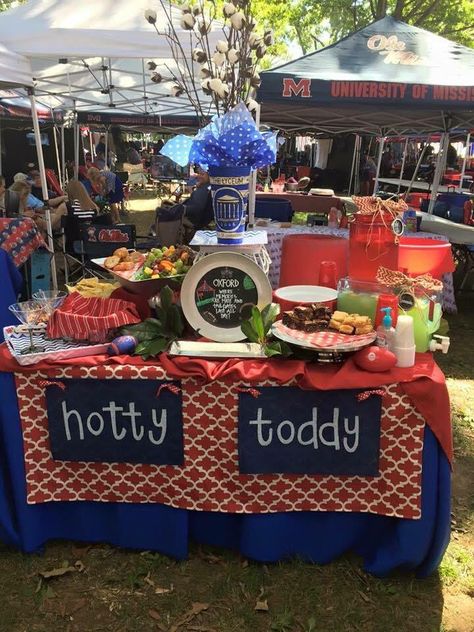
<box><xmin>254</xmin><ymin>0</ymin><xmax>474</xmax><ymax>56</ymax></box>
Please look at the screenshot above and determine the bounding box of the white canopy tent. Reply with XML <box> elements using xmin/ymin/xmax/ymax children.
<box><xmin>0</xmin><ymin>0</ymin><xmax>218</xmax><ymax>118</ymax></box>
<box><xmin>0</xmin><ymin>43</ymin><xmax>58</xmax><ymax>288</ymax></box>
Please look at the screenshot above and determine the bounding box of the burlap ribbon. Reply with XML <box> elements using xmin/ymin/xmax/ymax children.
<box><xmin>352</xmin><ymin>196</ymin><xmax>408</xmax><ymax>216</ymax></box>
<box><xmin>376</xmin><ymin>266</ymin><xmax>443</xmax><ymax>294</ymax></box>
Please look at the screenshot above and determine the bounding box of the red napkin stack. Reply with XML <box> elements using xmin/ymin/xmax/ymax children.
<box><xmin>47</xmin><ymin>293</ymin><xmax>141</xmax><ymax>343</ymax></box>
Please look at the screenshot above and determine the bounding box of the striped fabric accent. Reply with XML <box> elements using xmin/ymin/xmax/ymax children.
<box><xmin>47</xmin><ymin>293</ymin><xmax>141</xmax><ymax>342</ymax></box>
<box><xmin>70</xmin><ymin>199</ymin><xmax>96</xmax><ymax>221</ymax></box>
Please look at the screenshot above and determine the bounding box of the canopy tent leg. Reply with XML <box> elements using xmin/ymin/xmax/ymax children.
<box><xmin>428</xmin><ymin>133</ymin><xmax>449</xmax><ymax>214</ymax></box>
<box><xmin>405</xmin><ymin>135</ymin><xmax>431</xmax><ymax>197</ymax></box>
<box><xmin>104</xmin><ymin>126</ymin><xmax>109</xmax><ymax>170</ymax></box>
<box><xmin>89</xmin><ymin>130</ymin><xmax>94</xmax><ymax>158</ymax></box>
<box><xmin>29</xmin><ymin>90</ymin><xmax>58</xmax><ymax>291</ymax></box>
<box><xmin>73</xmin><ymin>111</ymin><xmax>79</xmax><ymax>180</ymax></box>
<box><xmin>458</xmin><ymin>132</ymin><xmax>471</xmax><ymax>193</ymax></box>
<box><xmin>51</xmin><ymin>115</ymin><xmax>62</xmax><ymax>191</ymax></box>
<box><xmin>0</xmin><ymin>121</ymin><xmax>2</xmax><ymax>176</ymax></box>
<box><xmin>60</xmin><ymin>123</ymin><xmax>66</xmax><ymax>188</ymax></box>
<box><xmin>247</xmin><ymin>104</ymin><xmax>260</xmax><ymax>228</ymax></box>
<box><xmin>373</xmin><ymin>135</ymin><xmax>385</xmax><ymax>196</ymax></box>
<box><xmin>397</xmin><ymin>138</ymin><xmax>409</xmax><ymax>194</ymax></box>
<box><xmin>348</xmin><ymin>134</ymin><xmax>359</xmax><ymax>195</ymax></box>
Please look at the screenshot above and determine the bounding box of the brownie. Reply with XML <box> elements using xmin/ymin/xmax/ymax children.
<box><xmin>312</xmin><ymin>305</ymin><xmax>332</xmax><ymax>320</ymax></box>
<box><xmin>294</xmin><ymin>305</ymin><xmax>313</xmax><ymax>320</ymax></box>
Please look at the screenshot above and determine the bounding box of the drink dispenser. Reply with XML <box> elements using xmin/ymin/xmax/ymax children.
<box><xmin>348</xmin><ymin>212</ymin><xmax>400</xmax><ymax>282</ymax></box>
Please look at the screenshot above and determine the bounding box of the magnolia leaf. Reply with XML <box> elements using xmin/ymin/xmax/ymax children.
<box><xmin>135</xmin><ymin>341</ymin><xmax>152</xmax><ymax>356</ymax></box>
<box><xmin>261</xmin><ymin>303</ymin><xmax>280</xmax><ymax>335</ymax></box>
<box><xmin>169</xmin><ymin>304</ymin><xmax>185</xmax><ymax>337</ymax></box>
<box><xmin>264</xmin><ymin>341</ymin><xmax>292</xmax><ymax>358</ymax></box>
<box><xmin>241</xmin><ymin>320</ymin><xmax>259</xmax><ymax>343</ymax></box>
<box><xmin>251</xmin><ymin>306</ymin><xmax>264</xmax><ymax>341</ymax></box>
<box><xmin>147</xmin><ymin>337</ymin><xmax>169</xmax><ymax>357</ymax></box>
<box><xmin>160</xmin><ymin>285</ymin><xmax>173</xmax><ymax>311</ymax></box>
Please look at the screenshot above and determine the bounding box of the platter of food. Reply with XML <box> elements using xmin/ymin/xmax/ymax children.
<box><xmin>92</xmin><ymin>245</ymin><xmax>195</xmax><ymax>297</ymax></box>
<box><xmin>272</xmin><ymin>306</ymin><xmax>376</xmax><ymax>352</ymax></box>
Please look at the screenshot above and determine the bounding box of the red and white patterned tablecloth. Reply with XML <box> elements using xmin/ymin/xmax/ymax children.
<box><xmin>16</xmin><ymin>363</ymin><xmax>425</xmax><ymax>519</ymax></box>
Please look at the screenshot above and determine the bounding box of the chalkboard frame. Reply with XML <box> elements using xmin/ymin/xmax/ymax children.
<box><xmin>180</xmin><ymin>252</ymin><xmax>273</xmax><ymax>342</ymax></box>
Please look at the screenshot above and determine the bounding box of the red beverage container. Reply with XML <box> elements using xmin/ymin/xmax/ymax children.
<box><xmin>319</xmin><ymin>261</ymin><xmax>337</xmax><ymax>289</ymax></box>
<box><xmin>348</xmin><ymin>212</ymin><xmax>399</xmax><ymax>282</ymax></box>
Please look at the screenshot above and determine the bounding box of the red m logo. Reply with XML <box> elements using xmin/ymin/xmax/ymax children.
<box><xmin>282</xmin><ymin>78</ymin><xmax>311</xmax><ymax>97</ymax></box>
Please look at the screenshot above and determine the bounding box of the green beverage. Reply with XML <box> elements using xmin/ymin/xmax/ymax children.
<box><xmin>404</xmin><ymin>297</ymin><xmax>442</xmax><ymax>352</ymax></box>
<box><xmin>337</xmin><ymin>290</ymin><xmax>379</xmax><ymax>321</ymax></box>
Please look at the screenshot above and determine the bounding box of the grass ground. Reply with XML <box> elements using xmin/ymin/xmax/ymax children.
<box><xmin>0</xmin><ymin>196</ymin><xmax>472</xmax><ymax>632</ymax></box>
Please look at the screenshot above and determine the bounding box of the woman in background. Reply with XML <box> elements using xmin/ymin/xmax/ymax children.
<box><xmin>66</xmin><ymin>179</ymin><xmax>99</xmax><ymax>220</ymax></box>
<box><xmin>87</xmin><ymin>167</ymin><xmax>124</xmax><ymax>224</ymax></box>
<box><xmin>9</xmin><ymin>180</ymin><xmax>67</xmax><ymax>236</ymax></box>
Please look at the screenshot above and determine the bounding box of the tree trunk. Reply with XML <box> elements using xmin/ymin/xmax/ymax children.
<box><xmin>375</xmin><ymin>0</ymin><xmax>388</xmax><ymax>19</ymax></box>
<box><xmin>393</xmin><ymin>0</ymin><xmax>406</xmax><ymax>19</ymax></box>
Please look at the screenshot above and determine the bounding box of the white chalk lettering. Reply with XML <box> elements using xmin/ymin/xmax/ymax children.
<box><xmin>102</xmin><ymin>401</ymin><xmax>127</xmax><ymax>440</ymax></box>
<box><xmin>297</xmin><ymin>407</ymin><xmax>318</xmax><ymax>448</ymax></box>
<box><xmin>62</xmin><ymin>402</ymin><xmax>84</xmax><ymax>441</ymax></box>
<box><xmin>86</xmin><ymin>412</ymin><xmax>104</xmax><ymax>437</ymax></box>
<box><xmin>249</xmin><ymin>408</ymin><xmax>273</xmax><ymax>446</ymax></box>
<box><xmin>276</xmin><ymin>420</ymin><xmax>295</xmax><ymax>445</ymax></box>
<box><xmin>247</xmin><ymin>407</ymin><xmax>363</xmax><ymax>453</ymax></box>
<box><xmin>148</xmin><ymin>409</ymin><xmax>167</xmax><ymax>445</ymax></box>
<box><xmin>343</xmin><ymin>416</ymin><xmax>359</xmax><ymax>453</ymax></box>
<box><xmin>318</xmin><ymin>408</ymin><xmax>341</xmax><ymax>450</ymax></box>
<box><xmin>123</xmin><ymin>402</ymin><xmax>144</xmax><ymax>441</ymax></box>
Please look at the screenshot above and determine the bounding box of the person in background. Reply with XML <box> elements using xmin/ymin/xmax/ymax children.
<box><xmin>87</xmin><ymin>167</ymin><xmax>124</xmax><ymax>224</ymax></box>
<box><xmin>66</xmin><ymin>179</ymin><xmax>99</xmax><ymax>220</ymax></box>
<box><xmin>0</xmin><ymin>175</ymin><xmax>20</xmax><ymax>217</ymax></box>
<box><xmin>28</xmin><ymin>170</ymin><xmax>68</xmax><ymax>214</ymax></box>
<box><xmin>380</xmin><ymin>146</ymin><xmax>394</xmax><ymax>177</ymax></box>
<box><xmin>126</xmin><ymin>142</ymin><xmax>142</xmax><ymax>165</ymax></box>
<box><xmin>359</xmin><ymin>153</ymin><xmax>377</xmax><ymax>195</ymax></box>
<box><xmin>95</xmin><ymin>135</ymin><xmax>106</xmax><ymax>157</ymax></box>
<box><xmin>446</xmin><ymin>143</ymin><xmax>458</xmax><ymax>169</ymax></box>
<box><xmin>9</xmin><ymin>180</ymin><xmax>66</xmax><ymax>235</ymax></box>
<box><xmin>160</xmin><ymin>166</ymin><xmax>212</xmax><ymax>231</ymax></box>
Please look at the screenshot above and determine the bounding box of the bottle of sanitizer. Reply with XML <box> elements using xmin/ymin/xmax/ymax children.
<box><xmin>376</xmin><ymin>307</ymin><xmax>396</xmax><ymax>350</ymax></box>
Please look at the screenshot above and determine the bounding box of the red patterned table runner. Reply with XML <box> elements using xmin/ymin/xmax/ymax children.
<box><xmin>0</xmin><ymin>217</ymin><xmax>46</xmax><ymax>267</ymax></box>
<box><xmin>16</xmin><ymin>363</ymin><xmax>424</xmax><ymax>518</ymax></box>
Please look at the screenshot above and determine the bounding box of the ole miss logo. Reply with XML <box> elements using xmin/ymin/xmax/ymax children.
<box><xmin>282</xmin><ymin>78</ymin><xmax>311</xmax><ymax>98</ymax></box>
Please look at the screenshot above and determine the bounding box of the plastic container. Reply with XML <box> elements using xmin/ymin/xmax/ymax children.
<box><xmin>398</xmin><ymin>237</ymin><xmax>454</xmax><ymax>278</ymax></box>
<box><xmin>376</xmin><ymin>307</ymin><xmax>395</xmax><ymax>349</ymax></box>
<box><xmin>280</xmin><ymin>234</ymin><xmax>349</xmax><ymax>287</ymax></box>
<box><xmin>393</xmin><ymin>315</ymin><xmax>416</xmax><ymax>368</ymax></box>
<box><xmin>337</xmin><ymin>278</ymin><xmax>393</xmax><ymax>323</ymax></box>
<box><xmin>349</xmin><ymin>212</ymin><xmax>399</xmax><ymax>282</ymax></box>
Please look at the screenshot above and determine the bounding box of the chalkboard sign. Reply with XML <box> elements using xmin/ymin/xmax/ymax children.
<box><xmin>195</xmin><ymin>266</ymin><xmax>258</xmax><ymax>328</ymax></box>
<box><xmin>45</xmin><ymin>378</ymin><xmax>183</xmax><ymax>465</ymax></box>
<box><xmin>238</xmin><ymin>386</ymin><xmax>382</xmax><ymax>476</ymax></box>
<box><xmin>180</xmin><ymin>252</ymin><xmax>273</xmax><ymax>343</ymax></box>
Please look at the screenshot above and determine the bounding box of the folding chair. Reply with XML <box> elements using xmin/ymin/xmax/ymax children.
<box><xmin>255</xmin><ymin>198</ymin><xmax>294</xmax><ymax>222</ymax></box>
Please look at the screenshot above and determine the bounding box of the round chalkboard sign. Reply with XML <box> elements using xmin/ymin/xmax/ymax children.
<box><xmin>180</xmin><ymin>252</ymin><xmax>273</xmax><ymax>342</ymax></box>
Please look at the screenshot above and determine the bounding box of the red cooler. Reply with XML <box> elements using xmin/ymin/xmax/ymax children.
<box><xmin>279</xmin><ymin>234</ymin><xmax>349</xmax><ymax>287</ymax></box>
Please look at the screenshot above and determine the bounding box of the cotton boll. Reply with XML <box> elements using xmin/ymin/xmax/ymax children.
<box><xmin>264</xmin><ymin>30</ymin><xmax>274</xmax><ymax>46</ymax></box>
<box><xmin>209</xmin><ymin>77</ymin><xmax>224</xmax><ymax>93</ymax></box>
<box><xmin>144</xmin><ymin>9</ymin><xmax>157</xmax><ymax>24</ymax></box>
<box><xmin>212</xmin><ymin>52</ymin><xmax>226</xmax><ymax>67</ymax></box>
<box><xmin>246</xmin><ymin>98</ymin><xmax>259</xmax><ymax>112</ymax></box>
<box><xmin>201</xmin><ymin>78</ymin><xmax>212</xmax><ymax>95</ymax></box>
<box><xmin>255</xmin><ymin>45</ymin><xmax>267</xmax><ymax>59</ymax></box>
<box><xmin>181</xmin><ymin>4</ymin><xmax>191</xmax><ymax>13</ymax></box>
<box><xmin>230</xmin><ymin>11</ymin><xmax>245</xmax><ymax>30</ymax></box>
<box><xmin>147</xmin><ymin>61</ymin><xmax>157</xmax><ymax>71</ymax></box>
<box><xmin>170</xmin><ymin>84</ymin><xmax>183</xmax><ymax>97</ymax></box>
<box><xmin>216</xmin><ymin>40</ymin><xmax>229</xmax><ymax>54</ymax></box>
<box><xmin>151</xmin><ymin>72</ymin><xmax>163</xmax><ymax>83</ymax></box>
<box><xmin>180</xmin><ymin>13</ymin><xmax>195</xmax><ymax>30</ymax></box>
<box><xmin>197</xmin><ymin>18</ymin><xmax>211</xmax><ymax>35</ymax></box>
<box><xmin>192</xmin><ymin>5</ymin><xmax>202</xmax><ymax>15</ymax></box>
<box><xmin>227</xmin><ymin>48</ymin><xmax>240</xmax><ymax>64</ymax></box>
<box><xmin>223</xmin><ymin>2</ymin><xmax>237</xmax><ymax>17</ymax></box>
<box><xmin>249</xmin><ymin>33</ymin><xmax>262</xmax><ymax>49</ymax></box>
<box><xmin>192</xmin><ymin>48</ymin><xmax>207</xmax><ymax>64</ymax></box>
<box><xmin>199</xmin><ymin>66</ymin><xmax>212</xmax><ymax>80</ymax></box>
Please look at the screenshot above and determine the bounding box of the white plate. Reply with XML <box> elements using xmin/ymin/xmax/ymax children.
<box><xmin>180</xmin><ymin>252</ymin><xmax>273</xmax><ymax>342</ymax></box>
<box><xmin>274</xmin><ymin>285</ymin><xmax>338</xmax><ymax>304</ymax></box>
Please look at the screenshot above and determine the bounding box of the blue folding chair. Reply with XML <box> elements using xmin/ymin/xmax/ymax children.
<box><xmin>255</xmin><ymin>198</ymin><xmax>293</xmax><ymax>222</ymax></box>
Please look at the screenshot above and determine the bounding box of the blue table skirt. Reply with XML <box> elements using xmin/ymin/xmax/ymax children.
<box><xmin>0</xmin><ymin>371</ymin><xmax>450</xmax><ymax>577</ymax></box>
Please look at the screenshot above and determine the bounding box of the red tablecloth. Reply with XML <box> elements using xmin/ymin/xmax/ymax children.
<box><xmin>0</xmin><ymin>217</ymin><xmax>46</xmax><ymax>267</ymax></box>
<box><xmin>256</xmin><ymin>192</ymin><xmax>343</xmax><ymax>213</ymax></box>
<box><xmin>0</xmin><ymin>346</ymin><xmax>452</xmax><ymax>464</ymax></box>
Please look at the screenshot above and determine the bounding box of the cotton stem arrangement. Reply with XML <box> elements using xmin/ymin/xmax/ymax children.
<box><xmin>144</xmin><ymin>0</ymin><xmax>273</xmax><ymax>124</ymax></box>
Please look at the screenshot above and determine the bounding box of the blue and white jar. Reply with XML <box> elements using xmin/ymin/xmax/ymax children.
<box><xmin>208</xmin><ymin>166</ymin><xmax>251</xmax><ymax>245</ymax></box>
